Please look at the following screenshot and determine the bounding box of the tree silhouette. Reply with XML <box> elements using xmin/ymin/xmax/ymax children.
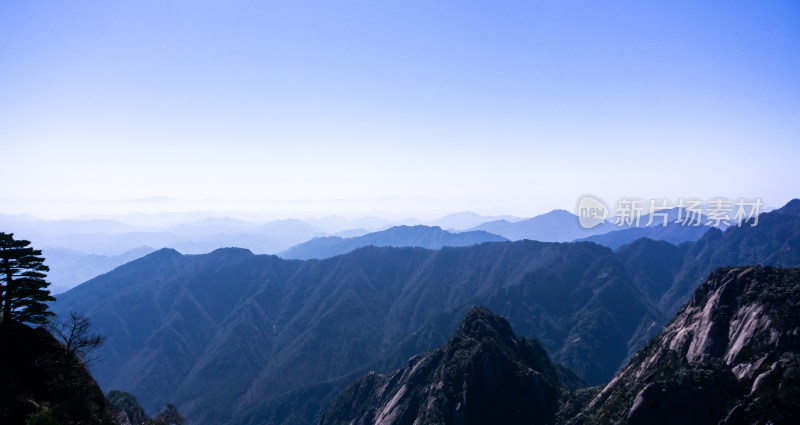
<box><xmin>48</xmin><ymin>311</ymin><xmax>107</xmax><ymax>365</ymax></box>
<box><xmin>0</xmin><ymin>232</ymin><xmax>55</xmax><ymax>325</ymax></box>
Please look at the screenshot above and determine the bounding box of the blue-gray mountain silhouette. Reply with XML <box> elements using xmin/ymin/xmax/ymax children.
<box><xmin>280</xmin><ymin>225</ymin><xmax>508</xmax><ymax>260</ymax></box>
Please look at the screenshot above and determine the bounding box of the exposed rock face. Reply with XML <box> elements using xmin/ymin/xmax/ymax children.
<box><xmin>0</xmin><ymin>323</ymin><xmax>118</xmax><ymax>425</ymax></box>
<box><xmin>578</xmin><ymin>266</ymin><xmax>800</xmax><ymax>425</ymax></box>
<box><xmin>319</xmin><ymin>306</ymin><xmax>578</xmax><ymax>425</ymax></box>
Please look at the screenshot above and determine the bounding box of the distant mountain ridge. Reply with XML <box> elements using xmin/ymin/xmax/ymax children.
<box><xmin>43</xmin><ymin>246</ymin><xmax>155</xmax><ymax>293</ymax></box>
<box><xmin>470</xmin><ymin>209</ymin><xmax>608</xmax><ymax>242</ymax></box>
<box><xmin>279</xmin><ymin>225</ymin><xmax>508</xmax><ymax>260</ymax></box>
<box><xmin>31</xmin><ymin>219</ymin><xmax>325</xmax><ymax>255</ymax></box>
<box><xmin>49</xmin><ymin>199</ymin><xmax>800</xmax><ymax>425</ymax></box>
<box><xmin>574</xmin><ymin>207</ymin><xmax>718</xmax><ymax>249</ymax></box>
<box><xmin>470</xmin><ymin>207</ymin><xmax>722</xmax><ymax>249</ymax></box>
<box><xmin>575</xmin><ymin>222</ymin><xmax>712</xmax><ymax>250</ymax></box>
<box><xmin>1</xmin><ymin>203</ymin><xmax>761</xmax><ymax>257</ymax></box>
<box><xmin>1</xmin><ymin>211</ymin><xmax>519</xmax><ymax>260</ymax></box>
<box><xmin>657</xmin><ymin>199</ymin><xmax>800</xmax><ymax>315</ymax></box>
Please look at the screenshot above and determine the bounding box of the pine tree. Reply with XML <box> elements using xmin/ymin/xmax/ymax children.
<box><xmin>0</xmin><ymin>232</ymin><xmax>55</xmax><ymax>325</ymax></box>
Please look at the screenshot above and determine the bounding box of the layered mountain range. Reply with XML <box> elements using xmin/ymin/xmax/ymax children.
<box><xmin>48</xmin><ymin>199</ymin><xmax>800</xmax><ymax>424</ymax></box>
<box><xmin>4</xmin><ymin>206</ymin><xmax>721</xmax><ymax>260</ymax></box>
<box><xmin>54</xmin><ymin>240</ymin><xmax>649</xmax><ymax>424</ymax></box>
<box><xmin>279</xmin><ymin>225</ymin><xmax>508</xmax><ymax>260</ymax></box>
<box><xmin>4</xmin><ymin>205</ymin><xmax>735</xmax><ymax>295</ymax></box>
<box><xmin>13</xmin><ymin>264</ymin><xmax>798</xmax><ymax>424</ymax></box>
<box><xmin>43</xmin><ymin>246</ymin><xmax>156</xmax><ymax>294</ymax></box>
<box><xmin>321</xmin><ymin>266</ymin><xmax>800</xmax><ymax>425</ymax></box>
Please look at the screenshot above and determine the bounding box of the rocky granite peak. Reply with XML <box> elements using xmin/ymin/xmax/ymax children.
<box><xmin>577</xmin><ymin>266</ymin><xmax>800</xmax><ymax>425</ymax></box>
<box><xmin>319</xmin><ymin>306</ymin><xmax>576</xmax><ymax>425</ymax></box>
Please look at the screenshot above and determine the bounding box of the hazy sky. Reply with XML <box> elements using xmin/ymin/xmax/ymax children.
<box><xmin>1</xmin><ymin>1</ymin><xmax>798</xmax><ymax>219</ymax></box>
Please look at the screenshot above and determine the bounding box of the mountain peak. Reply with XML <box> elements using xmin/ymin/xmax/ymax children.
<box><xmin>150</xmin><ymin>247</ymin><xmax>182</xmax><ymax>257</ymax></box>
<box><xmin>450</xmin><ymin>305</ymin><xmax>516</xmax><ymax>344</ymax></box>
<box><xmin>207</xmin><ymin>247</ymin><xmax>254</xmax><ymax>257</ymax></box>
<box><xmin>775</xmin><ymin>198</ymin><xmax>800</xmax><ymax>216</ymax></box>
<box><xmin>544</xmin><ymin>208</ymin><xmax>575</xmax><ymax>217</ymax></box>
<box><xmin>320</xmin><ymin>307</ymin><xmax>568</xmax><ymax>425</ymax></box>
<box><xmin>280</xmin><ymin>225</ymin><xmax>506</xmax><ymax>260</ymax></box>
<box><xmin>131</xmin><ymin>247</ymin><xmax>182</xmax><ymax>263</ymax></box>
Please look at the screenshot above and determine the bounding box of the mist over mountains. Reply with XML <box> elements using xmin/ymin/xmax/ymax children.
<box><xmin>6</xmin><ymin>201</ymin><xmax>790</xmax><ymax>424</ymax></box>
<box><xmin>2</xmin><ymin>205</ymin><xmax>732</xmax><ymax>294</ymax></box>
<box><xmin>5</xmin><ymin>0</ymin><xmax>797</xmax><ymax>423</ymax></box>
<box><xmin>1</xmin><ymin>198</ymin><xmax>763</xmax><ymax>294</ymax></box>
<box><xmin>43</xmin><ymin>246</ymin><xmax>156</xmax><ymax>294</ymax></box>
<box><xmin>47</xmin><ymin>200</ymin><xmax>800</xmax><ymax>425</ymax></box>
<box><xmin>280</xmin><ymin>225</ymin><xmax>508</xmax><ymax>260</ymax></box>
<box><xmin>469</xmin><ymin>209</ymin><xmax>610</xmax><ymax>242</ymax></box>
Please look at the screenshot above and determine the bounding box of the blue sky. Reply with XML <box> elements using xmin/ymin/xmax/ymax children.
<box><xmin>1</xmin><ymin>1</ymin><xmax>798</xmax><ymax>219</ymax></box>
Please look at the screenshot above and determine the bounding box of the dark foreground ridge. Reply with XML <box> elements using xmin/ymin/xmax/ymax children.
<box><xmin>0</xmin><ymin>323</ymin><xmax>117</xmax><ymax>425</ymax></box>
<box><xmin>319</xmin><ymin>306</ymin><xmax>582</xmax><ymax>425</ymax></box>
<box><xmin>577</xmin><ymin>266</ymin><xmax>800</xmax><ymax>425</ymax></box>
